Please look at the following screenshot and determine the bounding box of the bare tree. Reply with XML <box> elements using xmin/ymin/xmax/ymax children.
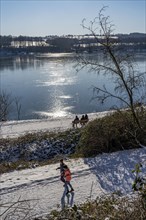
<box><xmin>0</xmin><ymin>91</ymin><xmax>13</xmax><ymax>121</ymax></box>
<box><xmin>0</xmin><ymin>91</ymin><xmax>22</xmax><ymax>121</ymax></box>
<box><xmin>77</xmin><ymin>6</ymin><xmax>146</xmax><ymax>130</ymax></box>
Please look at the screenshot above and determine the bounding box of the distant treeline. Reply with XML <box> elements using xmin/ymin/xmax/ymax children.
<box><xmin>0</xmin><ymin>33</ymin><xmax>146</xmax><ymax>54</ymax></box>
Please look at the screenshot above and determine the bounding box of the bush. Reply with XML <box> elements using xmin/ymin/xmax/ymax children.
<box><xmin>0</xmin><ymin>129</ymin><xmax>81</xmax><ymax>173</ymax></box>
<box><xmin>132</xmin><ymin>163</ymin><xmax>146</xmax><ymax>208</ymax></box>
<box><xmin>37</xmin><ymin>195</ymin><xmax>146</xmax><ymax>220</ymax></box>
<box><xmin>76</xmin><ymin>110</ymin><xmax>146</xmax><ymax>157</ymax></box>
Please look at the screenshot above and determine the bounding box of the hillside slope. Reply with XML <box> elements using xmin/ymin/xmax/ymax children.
<box><xmin>1</xmin><ymin>147</ymin><xmax>146</xmax><ymax>219</ymax></box>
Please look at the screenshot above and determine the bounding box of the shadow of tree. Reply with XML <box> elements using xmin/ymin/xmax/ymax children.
<box><xmin>84</xmin><ymin>148</ymin><xmax>146</xmax><ymax>194</ymax></box>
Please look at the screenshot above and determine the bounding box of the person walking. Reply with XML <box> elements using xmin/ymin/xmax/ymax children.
<box><xmin>56</xmin><ymin>159</ymin><xmax>74</xmax><ymax>194</ymax></box>
<box><xmin>63</xmin><ymin>165</ymin><xmax>74</xmax><ymax>194</ymax></box>
<box><xmin>84</xmin><ymin>114</ymin><xmax>88</xmax><ymax>120</ymax></box>
<box><xmin>72</xmin><ymin>115</ymin><xmax>79</xmax><ymax>128</ymax></box>
<box><xmin>56</xmin><ymin>159</ymin><xmax>66</xmax><ymax>184</ymax></box>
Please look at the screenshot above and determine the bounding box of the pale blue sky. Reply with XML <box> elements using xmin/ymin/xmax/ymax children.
<box><xmin>1</xmin><ymin>0</ymin><xmax>146</xmax><ymax>36</ymax></box>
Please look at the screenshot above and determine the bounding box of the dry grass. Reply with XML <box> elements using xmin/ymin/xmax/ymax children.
<box><xmin>37</xmin><ymin>194</ymin><xmax>146</xmax><ymax>220</ymax></box>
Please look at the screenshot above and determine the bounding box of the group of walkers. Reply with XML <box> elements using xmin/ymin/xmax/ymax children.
<box><xmin>72</xmin><ymin>114</ymin><xmax>89</xmax><ymax>128</ymax></box>
<box><xmin>73</xmin><ymin>114</ymin><xmax>89</xmax><ymax>123</ymax></box>
<box><xmin>56</xmin><ymin>159</ymin><xmax>74</xmax><ymax>195</ymax></box>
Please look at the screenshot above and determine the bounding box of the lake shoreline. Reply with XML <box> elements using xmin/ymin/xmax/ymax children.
<box><xmin>0</xmin><ymin>110</ymin><xmax>114</xmax><ymax>139</ymax></box>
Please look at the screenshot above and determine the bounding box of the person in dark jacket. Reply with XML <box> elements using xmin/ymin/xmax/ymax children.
<box><xmin>56</xmin><ymin>160</ymin><xmax>74</xmax><ymax>194</ymax></box>
<box><xmin>84</xmin><ymin>114</ymin><xmax>88</xmax><ymax>120</ymax></box>
<box><xmin>56</xmin><ymin>159</ymin><xmax>66</xmax><ymax>183</ymax></box>
<box><xmin>80</xmin><ymin>115</ymin><xmax>85</xmax><ymax>121</ymax></box>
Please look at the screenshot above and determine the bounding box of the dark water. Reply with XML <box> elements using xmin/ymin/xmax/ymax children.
<box><xmin>0</xmin><ymin>53</ymin><xmax>146</xmax><ymax>120</ymax></box>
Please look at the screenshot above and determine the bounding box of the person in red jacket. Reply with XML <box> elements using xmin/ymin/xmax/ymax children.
<box><xmin>63</xmin><ymin>165</ymin><xmax>74</xmax><ymax>194</ymax></box>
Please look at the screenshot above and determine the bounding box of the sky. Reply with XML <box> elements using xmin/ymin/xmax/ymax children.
<box><xmin>0</xmin><ymin>0</ymin><xmax>146</xmax><ymax>36</ymax></box>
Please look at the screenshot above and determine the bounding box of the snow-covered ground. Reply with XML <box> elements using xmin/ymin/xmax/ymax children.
<box><xmin>0</xmin><ymin>110</ymin><xmax>146</xmax><ymax>219</ymax></box>
<box><xmin>0</xmin><ymin>148</ymin><xmax>146</xmax><ymax>219</ymax></box>
<box><xmin>0</xmin><ymin>112</ymin><xmax>109</xmax><ymax>139</ymax></box>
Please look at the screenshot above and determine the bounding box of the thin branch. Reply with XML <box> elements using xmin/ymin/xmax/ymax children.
<box><xmin>92</xmin><ymin>85</ymin><xmax>130</xmax><ymax>107</ymax></box>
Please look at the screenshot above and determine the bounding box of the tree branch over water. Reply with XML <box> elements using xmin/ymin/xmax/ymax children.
<box><xmin>77</xmin><ymin>6</ymin><xmax>146</xmax><ymax>131</ymax></box>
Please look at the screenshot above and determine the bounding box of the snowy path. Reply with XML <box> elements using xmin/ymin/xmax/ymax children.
<box><xmin>0</xmin><ymin>158</ymin><xmax>103</xmax><ymax>218</ymax></box>
<box><xmin>0</xmin><ymin>112</ymin><xmax>109</xmax><ymax>139</ymax></box>
<box><xmin>0</xmin><ymin>148</ymin><xmax>146</xmax><ymax>219</ymax></box>
<box><xmin>0</xmin><ymin>118</ymin><xmax>72</xmax><ymax>139</ymax></box>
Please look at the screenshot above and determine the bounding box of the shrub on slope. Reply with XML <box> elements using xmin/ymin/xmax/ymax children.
<box><xmin>36</xmin><ymin>195</ymin><xmax>146</xmax><ymax>220</ymax></box>
<box><xmin>0</xmin><ymin>129</ymin><xmax>81</xmax><ymax>173</ymax></box>
<box><xmin>76</xmin><ymin>111</ymin><xmax>146</xmax><ymax>157</ymax></box>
